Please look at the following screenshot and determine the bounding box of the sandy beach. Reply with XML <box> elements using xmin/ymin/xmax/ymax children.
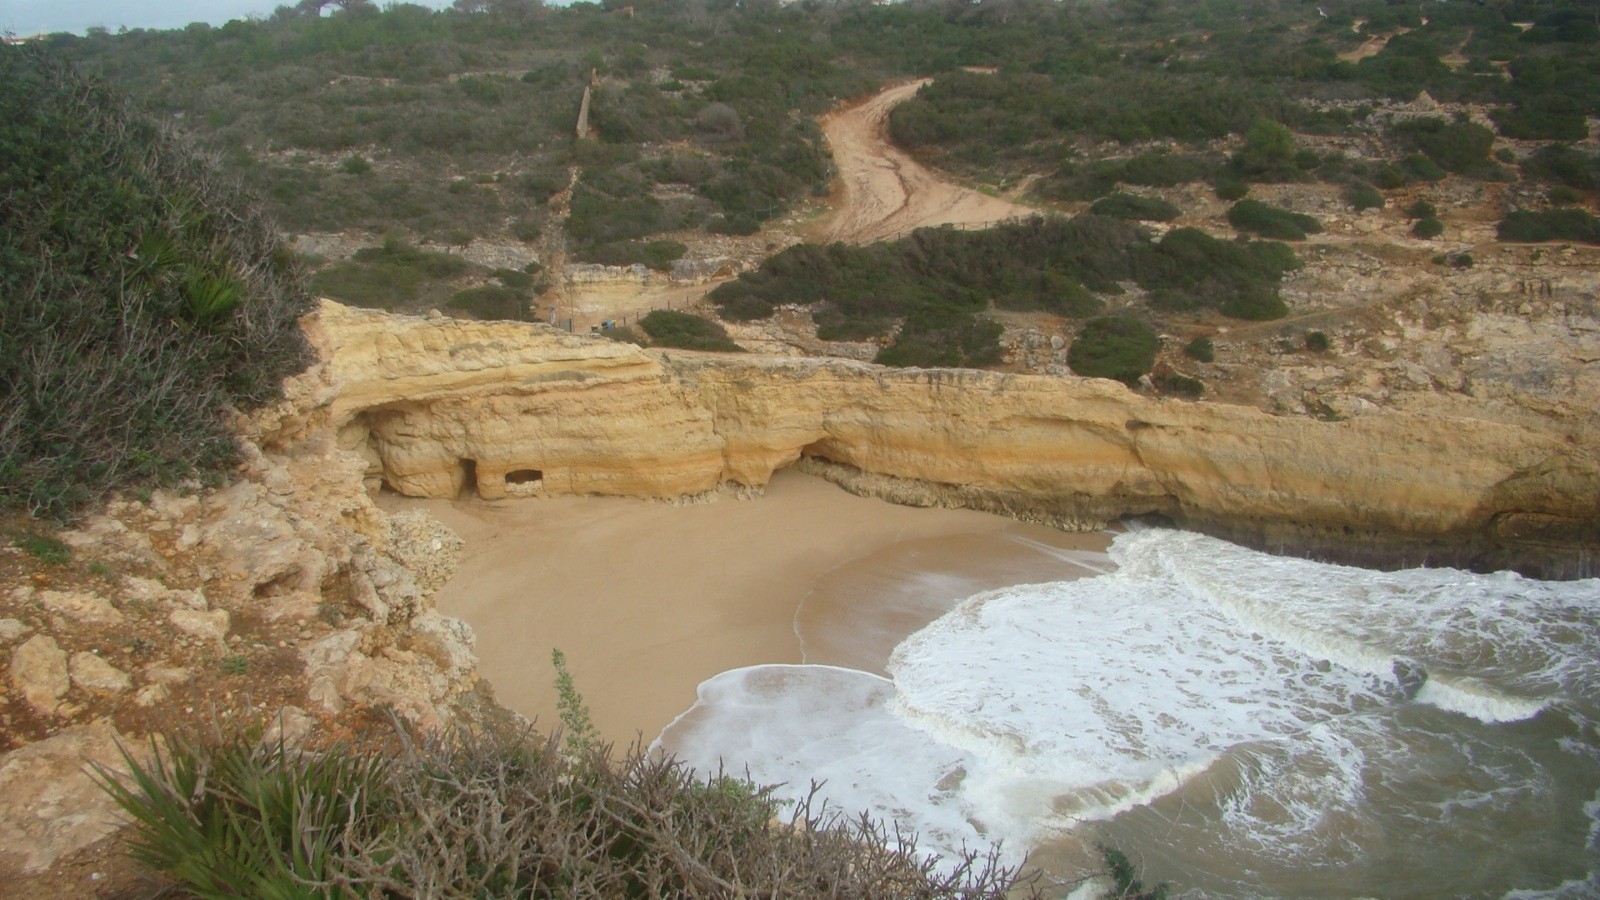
<box><xmin>382</xmin><ymin>470</ymin><xmax>1110</xmax><ymax>746</ymax></box>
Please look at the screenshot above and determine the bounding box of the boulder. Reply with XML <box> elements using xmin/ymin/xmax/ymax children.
<box><xmin>0</xmin><ymin>723</ymin><xmax>140</xmax><ymax>873</ymax></box>
<box><xmin>10</xmin><ymin>635</ymin><xmax>69</xmax><ymax>715</ymax></box>
<box><xmin>68</xmin><ymin>653</ymin><xmax>131</xmax><ymax>694</ymax></box>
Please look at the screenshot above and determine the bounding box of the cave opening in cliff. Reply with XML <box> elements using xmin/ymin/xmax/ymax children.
<box><xmin>799</xmin><ymin>440</ymin><xmax>836</xmax><ymax>466</ymax></box>
<box><xmin>458</xmin><ymin>458</ymin><xmax>479</xmax><ymax>498</ymax></box>
<box><xmin>505</xmin><ymin>469</ymin><xmax>543</xmax><ymax>486</ymax></box>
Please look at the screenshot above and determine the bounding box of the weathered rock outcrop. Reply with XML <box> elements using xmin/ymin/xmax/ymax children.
<box><xmin>316</xmin><ymin>302</ymin><xmax>1599</xmax><ymax>574</ymax></box>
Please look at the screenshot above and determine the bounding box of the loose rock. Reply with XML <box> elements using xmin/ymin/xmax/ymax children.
<box><xmin>9</xmin><ymin>635</ymin><xmax>69</xmax><ymax>715</ymax></box>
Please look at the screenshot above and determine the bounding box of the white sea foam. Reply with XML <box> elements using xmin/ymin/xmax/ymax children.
<box><xmin>658</xmin><ymin>528</ymin><xmax>1600</xmax><ymax>895</ymax></box>
<box><xmin>654</xmin><ymin>664</ymin><xmax>1002</xmax><ymax>865</ymax></box>
<box><xmin>1415</xmin><ymin>675</ymin><xmax>1548</xmax><ymax>723</ymax></box>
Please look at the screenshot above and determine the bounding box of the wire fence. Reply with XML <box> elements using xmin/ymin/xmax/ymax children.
<box><xmin>871</xmin><ymin>213</ymin><xmax>1045</xmax><ymax>244</ymax></box>
<box><xmin>550</xmin><ymin>296</ymin><xmax>685</xmax><ymax>334</ymax></box>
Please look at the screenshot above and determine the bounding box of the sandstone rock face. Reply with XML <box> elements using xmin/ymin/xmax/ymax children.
<box><xmin>315</xmin><ymin>302</ymin><xmax>1599</xmax><ymax>573</ymax></box>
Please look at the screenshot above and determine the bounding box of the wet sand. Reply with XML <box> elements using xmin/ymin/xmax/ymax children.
<box><xmin>382</xmin><ymin>470</ymin><xmax>1109</xmax><ymax>746</ymax></box>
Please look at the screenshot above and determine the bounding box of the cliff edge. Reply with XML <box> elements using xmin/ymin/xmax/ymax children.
<box><xmin>316</xmin><ymin>301</ymin><xmax>1598</xmax><ymax>575</ymax></box>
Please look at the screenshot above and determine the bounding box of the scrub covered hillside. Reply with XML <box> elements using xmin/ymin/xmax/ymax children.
<box><xmin>0</xmin><ymin>43</ymin><xmax>315</xmax><ymax>519</ymax></box>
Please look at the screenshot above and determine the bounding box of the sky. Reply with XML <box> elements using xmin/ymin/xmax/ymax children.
<box><xmin>2</xmin><ymin>0</ymin><xmax>457</xmax><ymax>38</ymax></box>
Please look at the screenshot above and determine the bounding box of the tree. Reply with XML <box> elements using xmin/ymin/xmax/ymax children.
<box><xmin>1233</xmin><ymin>119</ymin><xmax>1298</xmax><ymax>181</ymax></box>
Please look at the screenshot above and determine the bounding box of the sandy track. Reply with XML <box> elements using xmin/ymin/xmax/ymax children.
<box><xmin>817</xmin><ymin>79</ymin><xmax>1035</xmax><ymax>244</ymax></box>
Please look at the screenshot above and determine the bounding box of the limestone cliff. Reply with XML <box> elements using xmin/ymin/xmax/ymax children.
<box><xmin>315</xmin><ymin>302</ymin><xmax>1599</xmax><ymax>575</ymax></box>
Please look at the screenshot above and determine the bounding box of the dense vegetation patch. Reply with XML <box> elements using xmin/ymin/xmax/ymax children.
<box><xmin>711</xmin><ymin>216</ymin><xmax>1296</xmax><ymax>366</ymax></box>
<box><xmin>309</xmin><ymin>238</ymin><xmax>473</xmax><ymax>310</ymax></box>
<box><xmin>1068</xmin><ymin>317</ymin><xmax>1160</xmax><ymax>386</ymax></box>
<box><xmin>1497</xmin><ymin>208</ymin><xmax>1600</xmax><ymax>244</ymax></box>
<box><xmin>0</xmin><ymin>45</ymin><xmax>313</xmax><ymax>518</ymax></box>
<box><xmin>636</xmin><ymin>310</ymin><xmax>744</xmax><ymax>352</ymax></box>
<box><xmin>1090</xmin><ymin>193</ymin><xmax>1182</xmax><ymax>222</ymax></box>
<box><xmin>1227</xmin><ymin>200</ymin><xmax>1322</xmax><ymax>241</ymax></box>
<box><xmin>102</xmin><ymin>721</ymin><xmax>1031</xmax><ymax>897</ymax></box>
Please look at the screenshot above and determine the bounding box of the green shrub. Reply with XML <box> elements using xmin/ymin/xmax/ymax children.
<box><xmin>448</xmin><ymin>285</ymin><xmax>526</xmax><ymax>320</ymax></box>
<box><xmin>338</xmin><ymin>154</ymin><xmax>372</xmax><ymax>175</ymax></box>
<box><xmin>1344</xmin><ymin>181</ymin><xmax>1384</xmax><ymax>212</ymax></box>
<box><xmin>311</xmin><ymin>238</ymin><xmax>472</xmax><ymax>308</ymax></box>
<box><xmin>638</xmin><ymin>310</ymin><xmax>744</xmax><ymax>352</ymax></box>
<box><xmin>12</xmin><ymin>532</ymin><xmax>72</xmax><ymax>566</ymax></box>
<box><xmin>1068</xmin><ymin>317</ymin><xmax>1159</xmax><ymax>387</ymax></box>
<box><xmin>1491</xmin><ymin>102</ymin><xmax>1589</xmax><ymax>141</ymax></box>
<box><xmin>1399</xmin><ymin>153</ymin><xmax>1448</xmax><ymax>183</ymax></box>
<box><xmin>510</xmin><ymin>216</ymin><xmax>543</xmax><ymax>243</ymax></box>
<box><xmin>1404</xmin><ymin>200</ymin><xmax>1437</xmax><ymax>220</ymax></box>
<box><xmin>1183</xmin><ymin>337</ymin><xmax>1215</xmax><ymax>363</ymax></box>
<box><xmin>1304</xmin><ymin>330</ymin><xmax>1330</xmax><ymax>352</ymax></box>
<box><xmin>1232</xmin><ymin>119</ymin><xmax>1300</xmax><ymax>182</ymax></box>
<box><xmin>1412</xmin><ymin>217</ymin><xmax>1445</xmax><ymax>239</ymax></box>
<box><xmin>1213</xmin><ymin>179</ymin><xmax>1250</xmax><ymax>201</ymax></box>
<box><xmin>1155</xmin><ymin>372</ymin><xmax>1204</xmax><ymax>398</ymax></box>
<box><xmin>1522</xmin><ymin>144</ymin><xmax>1600</xmax><ymax>191</ymax></box>
<box><xmin>715</xmin><ymin>218</ymin><xmax>1292</xmax><ymax>337</ymax></box>
<box><xmin>1227</xmin><ymin>200</ymin><xmax>1322</xmax><ymax>240</ymax></box>
<box><xmin>1548</xmin><ymin>186</ymin><xmax>1582</xmax><ymax>206</ymax></box>
<box><xmin>1389</xmin><ymin>117</ymin><xmax>1495</xmax><ymax>174</ymax></box>
<box><xmin>1090</xmin><ymin>193</ymin><xmax>1182</xmax><ymax>222</ymax></box>
<box><xmin>100</xmin><ymin>718</ymin><xmax>1032</xmax><ymax>898</ymax></box>
<box><xmin>1497</xmin><ymin>209</ymin><xmax>1600</xmax><ymax>244</ymax></box>
<box><xmin>876</xmin><ymin>308</ymin><xmax>1003</xmax><ymax>369</ymax></box>
<box><xmin>96</xmin><ymin>729</ymin><xmax>396</xmax><ymax>898</ymax></box>
<box><xmin>0</xmin><ymin>44</ymin><xmax>313</xmax><ymax>519</ymax></box>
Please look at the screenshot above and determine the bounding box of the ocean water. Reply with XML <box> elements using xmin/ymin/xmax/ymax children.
<box><xmin>654</xmin><ymin>528</ymin><xmax>1600</xmax><ymax>898</ymax></box>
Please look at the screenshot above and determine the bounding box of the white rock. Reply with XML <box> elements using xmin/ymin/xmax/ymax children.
<box><xmin>133</xmin><ymin>684</ymin><xmax>169</xmax><ymax>707</ymax></box>
<box><xmin>69</xmin><ymin>653</ymin><xmax>132</xmax><ymax>694</ymax></box>
<box><xmin>121</xmin><ymin>576</ymin><xmax>206</xmax><ymax>611</ymax></box>
<box><xmin>36</xmin><ymin>590</ymin><xmax>124</xmax><ymax>625</ymax></box>
<box><xmin>9</xmin><ymin>635</ymin><xmax>69</xmax><ymax>715</ymax></box>
<box><xmin>0</xmin><ymin>619</ymin><xmax>31</xmax><ymax>643</ymax></box>
<box><xmin>170</xmin><ymin>608</ymin><xmax>230</xmax><ymax>644</ymax></box>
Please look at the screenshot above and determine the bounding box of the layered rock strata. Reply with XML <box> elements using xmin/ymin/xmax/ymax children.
<box><xmin>316</xmin><ymin>302</ymin><xmax>1599</xmax><ymax>575</ymax></box>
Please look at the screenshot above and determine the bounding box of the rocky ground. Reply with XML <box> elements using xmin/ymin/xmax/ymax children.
<box><xmin>0</xmin><ymin>350</ymin><xmax>481</xmax><ymax>895</ymax></box>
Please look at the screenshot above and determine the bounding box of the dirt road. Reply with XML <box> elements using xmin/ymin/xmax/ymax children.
<box><xmin>816</xmin><ymin>79</ymin><xmax>1035</xmax><ymax>244</ymax></box>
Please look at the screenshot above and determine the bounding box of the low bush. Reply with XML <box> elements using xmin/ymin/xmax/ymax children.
<box><xmin>1155</xmin><ymin>372</ymin><xmax>1204</xmax><ymax>398</ymax></box>
<box><xmin>448</xmin><ymin>285</ymin><xmax>526</xmax><ymax>321</ymax></box>
<box><xmin>1412</xmin><ymin>217</ymin><xmax>1445</xmax><ymax>239</ymax></box>
<box><xmin>1183</xmin><ymin>336</ymin><xmax>1215</xmax><ymax>363</ymax></box>
<box><xmin>712</xmin><ymin>217</ymin><xmax>1295</xmax><ymax>355</ymax></box>
<box><xmin>1404</xmin><ymin>200</ymin><xmax>1437</xmax><ymax>220</ymax></box>
<box><xmin>311</xmin><ymin>238</ymin><xmax>472</xmax><ymax>308</ymax></box>
<box><xmin>1344</xmin><ymin>181</ymin><xmax>1384</xmax><ymax>212</ymax></box>
<box><xmin>1389</xmin><ymin>116</ymin><xmax>1495</xmax><ymax>174</ymax></box>
<box><xmin>1</xmin><ymin>44</ymin><xmax>313</xmax><ymax>518</ymax></box>
<box><xmin>1304</xmin><ymin>330</ymin><xmax>1330</xmax><ymax>352</ymax></box>
<box><xmin>1497</xmin><ymin>209</ymin><xmax>1600</xmax><ymax>244</ymax></box>
<box><xmin>638</xmin><ymin>310</ymin><xmax>743</xmax><ymax>352</ymax></box>
<box><xmin>100</xmin><ymin>720</ymin><xmax>1033</xmax><ymax>898</ymax></box>
<box><xmin>876</xmin><ymin>307</ymin><xmax>1003</xmax><ymax>369</ymax></box>
<box><xmin>1068</xmin><ymin>317</ymin><xmax>1159</xmax><ymax>387</ymax></box>
<box><xmin>1213</xmin><ymin>179</ymin><xmax>1250</xmax><ymax>201</ymax></box>
<box><xmin>1090</xmin><ymin>193</ymin><xmax>1182</xmax><ymax>222</ymax></box>
<box><xmin>1227</xmin><ymin>200</ymin><xmax>1322</xmax><ymax>240</ymax></box>
<box><xmin>1521</xmin><ymin>144</ymin><xmax>1600</xmax><ymax>191</ymax></box>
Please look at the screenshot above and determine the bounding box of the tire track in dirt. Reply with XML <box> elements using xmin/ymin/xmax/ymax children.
<box><xmin>816</xmin><ymin>79</ymin><xmax>1035</xmax><ymax>245</ymax></box>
